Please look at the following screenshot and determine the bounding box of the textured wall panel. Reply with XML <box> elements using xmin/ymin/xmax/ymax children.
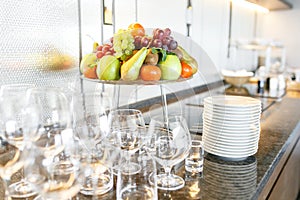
<box><xmin>0</xmin><ymin>0</ymin><xmax>80</xmax><ymax>89</ymax></box>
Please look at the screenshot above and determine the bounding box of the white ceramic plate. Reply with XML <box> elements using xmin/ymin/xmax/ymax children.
<box><xmin>204</xmin><ymin>145</ymin><xmax>258</xmax><ymax>155</ymax></box>
<box><xmin>203</xmin><ymin>121</ymin><xmax>260</xmax><ymax>131</ymax></box>
<box><xmin>204</xmin><ymin>101</ymin><xmax>261</xmax><ymax>110</ymax></box>
<box><xmin>203</xmin><ymin>116</ymin><xmax>261</xmax><ymax>126</ymax></box>
<box><xmin>203</xmin><ymin>112</ymin><xmax>261</xmax><ymax>122</ymax></box>
<box><xmin>203</xmin><ymin>138</ymin><xmax>258</xmax><ymax>150</ymax></box>
<box><xmin>204</xmin><ymin>95</ymin><xmax>261</xmax><ymax>108</ymax></box>
<box><xmin>202</xmin><ymin>119</ymin><xmax>260</xmax><ymax>131</ymax></box>
<box><xmin>204</xmin><ymin>107</ymin><xmax>261</xmax><ymax>116</ymax></box>
<box><xmin>203</xmin><ymin>115</ymin><xmax>261</xmax><ymax>123</ymax></box>
<box><xmin>203</xmin><ymin>123</ymin><xmax>260</xmax><ymax>133</ymax></box>
<box><xmin>203</xmin><ymin>133</ymin><xmax>259</xmax><ymax>145</ymax></box>
<box><xmin>204</xmin><ymin>103</ymin><xmax>261</xmax><ymax>113</ymax></box>
<box><xmin>203</xmin><ymin>137</ymin><xmax>258</xmax><ymax>150</ymax></box>
<box><xmin>203</xmin><ymin>126</ymin><xmax>259</xmax><ymax>138</ymax></box>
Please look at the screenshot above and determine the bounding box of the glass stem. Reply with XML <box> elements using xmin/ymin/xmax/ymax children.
<box><xmin>164</xmin><ymin>166</ymin><xmax>172</xmax><ymax>177</ymax></box>
<box><xmin>2</xmin><ymin>177</ymin><xmax>11</xmax><ymax>200</ymax></box>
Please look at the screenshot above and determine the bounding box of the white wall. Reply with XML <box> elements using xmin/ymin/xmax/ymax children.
<box><xmin>257</xmin><ymin>1</ymin><xmax>300</xmax><ymax>68</ymax></box>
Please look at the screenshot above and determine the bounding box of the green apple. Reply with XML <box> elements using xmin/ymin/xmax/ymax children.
<box><xmin>96</xmin><ymin>55</ymin><xmax>121</xmax><ymax>80</ymax></box>
<box><xmin>158</xmin><ymin>54</ymin><xmax>182</xmax><ymax>80</ymax></box>
<box><xmin>80</xmin><ymin>53</ymin><xmax>97</xmax><ymax>73</ymax></box>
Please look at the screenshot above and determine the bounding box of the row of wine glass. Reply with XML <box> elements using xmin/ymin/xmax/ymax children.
<box><xmin>0</xmin><ymin>83</ymin><xmax>192</xmax><ymax>200</ymax></box>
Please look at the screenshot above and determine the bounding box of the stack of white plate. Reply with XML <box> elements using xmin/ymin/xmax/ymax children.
<box><xmin>202</xmin><ymin>95</ymin><xmax>261</xmax><ymax>160</ymax></box>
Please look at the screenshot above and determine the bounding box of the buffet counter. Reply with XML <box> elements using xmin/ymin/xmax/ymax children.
<box><xmin>1</xmin><ymin>84</ymin><xmax>300</xmax><ymax>200</ymax></box>
<box><xmin>149</xmin><ymin>85</ymin><xmax>300</xmax><ymax>200</ymax></box>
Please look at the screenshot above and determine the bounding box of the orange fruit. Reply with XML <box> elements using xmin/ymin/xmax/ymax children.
<box><xmin>181</xmin><ymin>61</ymin><xmax>193</xmax><ymax>78</ymax></box>
<box><xmin>83</xmin><ymin>64</ymin><xmax>98</xmax><ymax>79</ymax></box>
<box><xmin>140</xmin><ymin>65</ymin><xmax>161</xmax><ymax>81</ymax></box>
<box><xmin>128</xmin><ymin>23</ymin><xmax>145</xmax><ymax>37</ymax></box>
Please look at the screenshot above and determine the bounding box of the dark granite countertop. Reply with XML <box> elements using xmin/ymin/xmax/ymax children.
<box><xmin>1</xmin><ymin>86</ymin><xmax>300</xmax><ymax>200</ymax></box>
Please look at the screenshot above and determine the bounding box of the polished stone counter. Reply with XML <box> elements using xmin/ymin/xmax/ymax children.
<box><xmin>1</xmin><ymin>88</ymin><xmax>300</xmax><ymax>200</ymax></box>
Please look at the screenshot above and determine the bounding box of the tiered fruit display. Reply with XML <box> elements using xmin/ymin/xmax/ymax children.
<box><xmin>80</xmin><ymin>23</ymin><xmax>198</xmax><ymax>81</ymax></box>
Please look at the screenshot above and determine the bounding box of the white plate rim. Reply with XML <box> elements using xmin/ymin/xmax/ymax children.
<box><xmin>203</xmin><ymin>122</ymin><xmax>260</xmax><ymax>131</ymax></box>
<box><xmin>204</xmin><ymin>95</ymin><xmax>261</xmax><ymax>107</ymax></box>
<box><xmin>203</xmin><ymin>111</ymin><xmax>261</xmax><ymax>118</ymax></box>
<box><xmin>203</xmin><ymin>95</ymin><xmax>261</xmax><ymax>107</ymax></box>
<box><xmin>204</xmin><ymin>146</ymin><xmax>257</xmax><ymax>158</ymax></box>
<box><xmin>203</xmin><ymin>134</ymin><xmax>259</xmax><ymax>145</ymax></box>
<box><xmin>203</xmin><ymin>126</ymin><xmax>260</xmax><ymax>136</ymax></box>
<box><xmin>203</xmin><ymin>137</ymin><xmax>259</xmax><ymax>150</ymax></box>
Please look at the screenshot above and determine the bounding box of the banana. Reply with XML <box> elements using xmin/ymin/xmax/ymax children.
<box><xmin>93</xmin><ymin>42</ymin><xmax>99</xmax><ymax>52</ymax></box>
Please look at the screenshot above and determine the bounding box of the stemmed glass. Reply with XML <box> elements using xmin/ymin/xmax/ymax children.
<box><xmin>116</xmin><ymin>151</ymin><xmax>158</xmax><ymax>200</ymax></box>
<box><xmin>22</xmin><ymin>88</ymin><xmax>82</xmax><ymax>199</ymax></box>
<box><xmin>72</xmin><ymin>92</ymin><xmax>114</xmax><ymax>196</ymax></box>
<box><xmin>25</xmin><ymin>128</ymin><xmax>83</xmax><ymax>200</ymax></box>
<box><xmin>25</xmin><ymin>87</ymin><xmax>72</xmax><ymax>132</ymax></box>
<box><xmin>147</xmin><ymin>115</ymin><xmax>191</xmax><ymax>190</ymax></box>
<box><xmin>0</xmin><ymin>83</ymin><xmax>36</xmax><ymax>199</ymax></box>
<box><xmin>108</xmin><ymin>109</ymin><xmax>146</xmax><ymax>175</ymax></box>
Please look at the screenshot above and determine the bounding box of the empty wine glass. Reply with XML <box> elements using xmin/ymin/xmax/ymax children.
<box><xmin>108</xmin><ymin>109</ymin><xmax>146</xmax><ymax>175</ymax></box>
<box><xmin>0</xmin><ymin>83</ymin><xmax>37</xmax><ymax>199</ymax></box>
<box><xmin>72</xmin><ymin>92</ymin><xmax>114</xmax><ymax>195</ymax></box>
<box><xmin>0</xmin><ymin>84</ymin><xmax>35</xmax><ymax>149</ymax></box>
<box><xmin>147</xmin><ymin>115</ymin><xmax>191</xmax><ymax>190</ymax></box>
<box><xmin>116</xmin><ymin>151</ymin><xmax>158</xmax><ymax>200</ymax></box>
<box><xmin>71</xmin><ymin>92</ymin><xmax>111</xmax><ymax>150</ymax></box>
<box><xmin>25</xmin><ymin>87</ymin><xmax>72</xmax><ymax>132</ymax></box>
<box><xmin>25</xmin><ymin>128</ymin><xmax>83</xmax><ymax>200</ymax></box>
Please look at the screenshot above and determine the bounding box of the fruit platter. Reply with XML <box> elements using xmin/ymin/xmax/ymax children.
<box><xmin>80</xmin><ymin>23</ymin><xmax>198</xmax><ymax>85</ymax></box>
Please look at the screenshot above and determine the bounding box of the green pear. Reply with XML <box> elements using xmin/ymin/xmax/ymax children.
<box><xmin>159</xmin><ymin>54</ymin><xmax>182</xmax><ymax>80</ymax></box>
<box><xmin>80</xmin><ymin>53</ymin><xmax>97</xmax><ymax>73</ymax></box>
<box><xmin>96</xmin><ymin>55</ymin><xmax>120</xmax><ymax>80</ymax></box>
<box><xmin>121</xmin><ymin>47</ymin><xmax>148</xmax><ymax>81</ymax></box>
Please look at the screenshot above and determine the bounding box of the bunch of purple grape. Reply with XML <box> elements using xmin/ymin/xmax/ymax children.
<box><xmin>95</xmin><ymin>43</ymin><xmax>115</xmax><ymax>59</ymax></box>
<box><xmin>134</xmin><ymin>28</ymin><xmax>178</xmax><ymax>51</ymax></box>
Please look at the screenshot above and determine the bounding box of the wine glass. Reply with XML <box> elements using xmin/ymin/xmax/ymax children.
<box><xmin>72</xmin><ymin>92</ymin><xmax>114</xmax><ymax>195</ymax></box>
<box><xmin>22</xmin><ymin>87</ymin><xmax>81</xmax><ymax>199</ymax></box>
<box><xmin>25</xmin><ymin>128</ymin><xmax>83</xmax><ymax>200</ymax></box>
<box><xmin>108</xmin><ymin>109</ymin><xmax>146</xmax><ymax>175</ymax></box>
<box><xmin>0</xmin><ymin>83</ymin><xmax>37</xmax><ymax>199</ymax></box>
<box><xmin>0</xmin><ymin>84</ymin><xmax>35</xmax><ymax>149</ymax></box>
<box><xmin>25</xmin><ymin>87</ymin><xmax>72</xmax><ymax>132</ymax></box>
<box><xmin>71</xmin><ymin>92</ymin><xmax>111</xmax><ymax>150</ymax></box>
<box><xmin>116</xmin><ymin>151</ymin><xmax>158</xmax><ymax>200</ymax></box>
<box><xmin>147</xmin><ymin>115</ymin><xmax>191</xmax><ymax>190</ymax></box>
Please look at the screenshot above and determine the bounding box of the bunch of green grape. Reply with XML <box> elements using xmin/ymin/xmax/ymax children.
<box><xmin>113</xmin><ymin>29</ymin><xmax>135</xmax><ymax>61</ymax></box>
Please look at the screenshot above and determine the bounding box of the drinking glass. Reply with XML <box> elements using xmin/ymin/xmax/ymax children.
<box><xmin>116</xmin><ymin>151</ymin><xmax>158</xmax><ymax>200</ymax></box>
<box><xmin>185</xmin><ymin>140</ymin><xmax>204</xmax><ymax>173</ymax></box>
<box><xmin>25</xmin><ymin>87</ymin><xmax>72</xmax><ymax>132</ymax></box>
<box><xmin>147</xmin><ymin>115</ymin><xmax>191</xmax><ymax>190</ymax></box>
<box><xmin>72</xmin><ymin>92</ymin><xmax>114</xmax><ymax>195</ymax></box>
<box><xmin>25</xmin><ymin>128</ymin><xmax>83</xmax><ymax>200</ymax></box>
<box><xmin>0</xmin><ymin>84</ymin><xmax>35</xmax><ymax>149</ymax></box>
<box><xmin>0</xmin><ymin>83</ymin><xmax>36</xmax><ymax>199</ymax></box>
<box><xmin>108</xmin><ymin>109</ymin><xmax>146</xmax><ymax>175</ymax></box>
<box><xmin>72</xmin><ymin>92</ymin><xmax>111</xmax><ymax>150</ymax></box>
